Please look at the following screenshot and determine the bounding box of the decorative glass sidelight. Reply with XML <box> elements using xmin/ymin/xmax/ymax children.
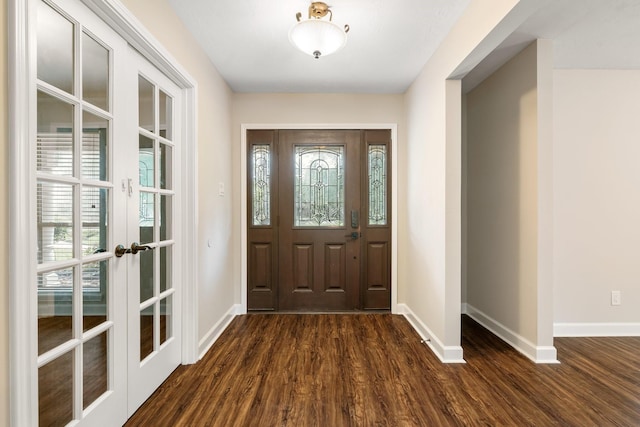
<box><xmin>294</xmin><ymin>145</ymin><xmax>344</xmax><ymax>227</ymax></box>
<box><xmin>252</xmin><ymin>145</ymin><xmax>271</xmax><ymax>226</ymax></box>
<box><xmin>368</xmin><ymin>144</ymin><xmax>387</xmax><ymax>225</ymax></box>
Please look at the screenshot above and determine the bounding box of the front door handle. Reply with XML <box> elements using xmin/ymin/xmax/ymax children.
<box><xmin>130</xmin><ymin>242</ymin><xmax>152</xmax><ymax>255</ymax></box>
<box><xmin>345</xmin><ymin>232</ymin><xmax>359</xmax><ymax>241</ymax></box>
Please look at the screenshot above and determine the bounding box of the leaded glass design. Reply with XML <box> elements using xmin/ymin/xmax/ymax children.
<box><xmin>252</xmin><ymin>145</ymin><xmax>271</xmax><ymax>226</ymax></box>
<box><xmin>368</xmin><ymin>145</ymin><xmax>387</xmax><ymax>225</ymax></box>
<box><xmin>295</xmin><ymin>146</ymin><xmax>344</xmax><ymax>227</ymax></box>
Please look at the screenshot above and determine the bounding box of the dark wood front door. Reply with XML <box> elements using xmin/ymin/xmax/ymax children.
<box><xmin>279</xmin><ymin>130</ymin><xmax>361</xmax><ymax>310</ymax></box>
<box><xmin>247</xmin><ymin>129</ymin><xmax>391</xmax><ymax>311</ymax></box>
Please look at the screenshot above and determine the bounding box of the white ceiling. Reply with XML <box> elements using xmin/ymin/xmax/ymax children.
<box><xmin>167</xmin><ymin>0</ymin><xmax>640</xmax><ymax>94</ymax></box>
<box><xmin>166</xmin><ymin>0</ymin><xmax>470</xmax><ymax>93</ymax></box>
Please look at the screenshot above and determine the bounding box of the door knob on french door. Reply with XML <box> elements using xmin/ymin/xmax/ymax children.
<box><xmin>114</xmin><ymin>243</ymin><xmax>152</xmax><ymax>257</ymax></box>
<box><xmin>114</xmin><ymin>244</ymin><xmax>131</xmax><ymax>257</ymax></box>
<box><xmin>345</xmin><ymin>232</ymin><xmax>359</xmax><ymax>240</ymax></box>
<box><xmin>130</xmin><ymin>242</ymin><xmax>153</xmax><ymax>255</ymax></box>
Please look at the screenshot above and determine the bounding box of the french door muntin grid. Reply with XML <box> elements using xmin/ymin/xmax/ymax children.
<box><xmin>35</xmin><ymin>3</ymin><xmax>116</xmax><ymax>420</ymax></box>
<box><xmin>137</xmin><ymin>73</ymin><xmax>175</xmax><ymax>362</ymax></box>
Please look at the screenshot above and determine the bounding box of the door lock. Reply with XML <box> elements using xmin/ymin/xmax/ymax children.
<box><xmin>345</xmin><ymin>232</ymin><xmax>359</xmax><ymax>241</ymax></box>
<box><xmin>351</xmin><ymin>210</ymin><xmax>359</xmax><ymax>228</ymax></box>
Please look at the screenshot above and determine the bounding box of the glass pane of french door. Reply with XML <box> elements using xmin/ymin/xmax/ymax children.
<box><xmin>34</xmin><ymin>0</ymin><xmax>127</xmax><ymax>425</ymax></box>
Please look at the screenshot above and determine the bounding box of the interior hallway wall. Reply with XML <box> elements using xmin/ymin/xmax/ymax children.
<box><xmin>553</xmin><ymin>69</ymin><xmax>640</xmax><ymax>335</ymax></box>
<box><xmin>402</xmin><ymin>0</ymin><xmax>524</xmax><ymax>361</ymax></box>
<box><xmin>466</xmin><ymin>41</ymin><xmax>539</xmax><ymax>341</ymax></box>
<box><xmin>465</xmin><ymin>40</ymin><xmax>556</xmax><ymax>360</ymax></box>
<box><xmin>119</xmin><ymin>0</ymin><xmax>235</xmax><ymax>350</ymax></box>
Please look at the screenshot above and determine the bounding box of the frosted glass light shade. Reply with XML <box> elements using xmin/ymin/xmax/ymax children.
<box><xmin>289</xmin><ymin>19</ymin><xmax>347</xmax><ymax>58</ymax></box>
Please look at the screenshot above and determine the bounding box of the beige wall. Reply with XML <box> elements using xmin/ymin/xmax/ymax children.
<box><xmin>232</xmin><ymin>93</ymin><xmax>405</xmax><ymax>127</ymax></box>
<box><xmin>553</xmin><ymin>70</ymin><xmax>640</xmax><ymax>326</ymax></box>
<box><xmin>1</xmin><ymin>0</ymin><xmax>9</xmax><ymax>422</ymax></box>
<box><xmin>465</xmin><ymin>40</ymin><xmax>555</xmax><ymax>349</ymax></box>
<box><xmin>466</xmin><ymin>42</ymin><xmax>538</xmax><ymax>340</ymax></box>
<box><xmin>403</xmin><ymin>0</ymin><xmax>519</xmax><ymax>356</ymax></box>
<box><xmin>119</xmin><ymin>0</ymin><xmax>235</xmax><ymax>344</ymax></box>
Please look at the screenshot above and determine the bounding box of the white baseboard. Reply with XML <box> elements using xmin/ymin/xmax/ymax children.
<box><xmin>198</xmin><ymin>304</ymin><xmax>242</xmax><ymax>359</ymax></box>
<box><xmin>554</xmin><ymin>322</ymin><xmax>640</xmax><ymax>337</ymax></box>
<box><xmin>461</xmin><ymin>302</ymin><xmax>468</xmax><ymax>314</ymax></box>
<box><xmin>466</xmin><ymin>304</ymin><xmax>559</xmax><ymax>364</ymax></box>
<box><xmin>397</xmin><ymin>303</ymin><xmax>465</xmax><ymax>363</ymax></box>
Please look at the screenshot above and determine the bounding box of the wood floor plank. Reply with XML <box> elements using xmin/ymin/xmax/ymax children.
<box><xmin>125</xmin><ymin>315</ymin><xmax>640</xmax><ymax>427</ymax></box>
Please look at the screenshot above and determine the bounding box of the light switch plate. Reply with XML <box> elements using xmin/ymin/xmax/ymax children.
<box><xmin>611</xmin><ymin>290</ymin><xmax>621</xmax><ymax>306</ymax></box>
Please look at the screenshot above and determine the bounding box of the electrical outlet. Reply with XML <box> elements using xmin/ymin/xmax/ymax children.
<box><xmin>611</xmin><ymin>290</ymin><xmax>621</xmax><ymax>306</ymax></box>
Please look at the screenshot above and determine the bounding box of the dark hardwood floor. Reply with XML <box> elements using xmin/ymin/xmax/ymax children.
<box><xmin>125</xmin><ymin>314</ymin><xmax>640</xmax><ymax>426</ymax></box>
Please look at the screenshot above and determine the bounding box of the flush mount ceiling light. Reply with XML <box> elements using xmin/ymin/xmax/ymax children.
<box><xmin>289</xmin><ymin>2</ymin><xmax>350</xmax><ymax>59</ymax></box>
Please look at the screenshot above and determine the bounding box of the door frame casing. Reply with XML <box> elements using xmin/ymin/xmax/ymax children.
<box><xmin>240</xmin><ymin>124</ymin><xmax>399</xmax><ymax>314</ymax></box>
<box><xmin>8</xmin><ymin>0</ymin><xmax>199</xmax><ymax>424</ymax></box>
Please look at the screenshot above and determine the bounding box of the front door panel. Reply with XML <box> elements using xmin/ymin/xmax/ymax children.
<box><xmin>279</xmin><ymin>130</ymin><xmax>361</xmax><ymax>310</ymax></box>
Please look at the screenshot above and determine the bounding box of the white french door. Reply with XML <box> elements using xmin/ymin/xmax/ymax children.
<box><xmin>31</xmin><ymin>0</ymin><xmax>182</xmax><ymax>425</ymax></box>
<box><xmin>123</xmin><ymin>48</ymin><xmax>182</xmax><ymax>415</ymax></box>
<box><xmin>35</xmin><ymin>0</ymin><xmax>128</xmax><ymax>425</ymax></box>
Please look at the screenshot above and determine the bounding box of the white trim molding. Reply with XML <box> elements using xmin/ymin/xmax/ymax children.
<box><xmin>81</xmin><ymin>0</ymin><xmax>194</xmax><ymax>88</ymax></box>
<box><xmin>554</xmin><ymin>322</ymin><xmax>640</xmax><ymax>337</ymax></box>
<box><xmin>397</xmin><ymin>304</ymin><xmax>465</xmax><ymax>363</ymax></box>
<box><xmin>179</xmin><ymin>85</ymin><xmax>199</xmax><ymax>364</ymax></box>
<box><xmin>240</xmin><ymin>123</ymin><xmax>399</xmax><ymax>314</ymax></box>
<box><xmin>198</xmin><ymin>304</ymin><xmax>242</xmax><ymax>359</ymax></box>
<box><xmin>9</xmin><ymin>0</ymin><xmax>39</xmax><ymax>424</ymax></box>
<box><xmin>466</xmin><ymin>305</ymin><xmax>559</xmax><ymax>364</ymax></box>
